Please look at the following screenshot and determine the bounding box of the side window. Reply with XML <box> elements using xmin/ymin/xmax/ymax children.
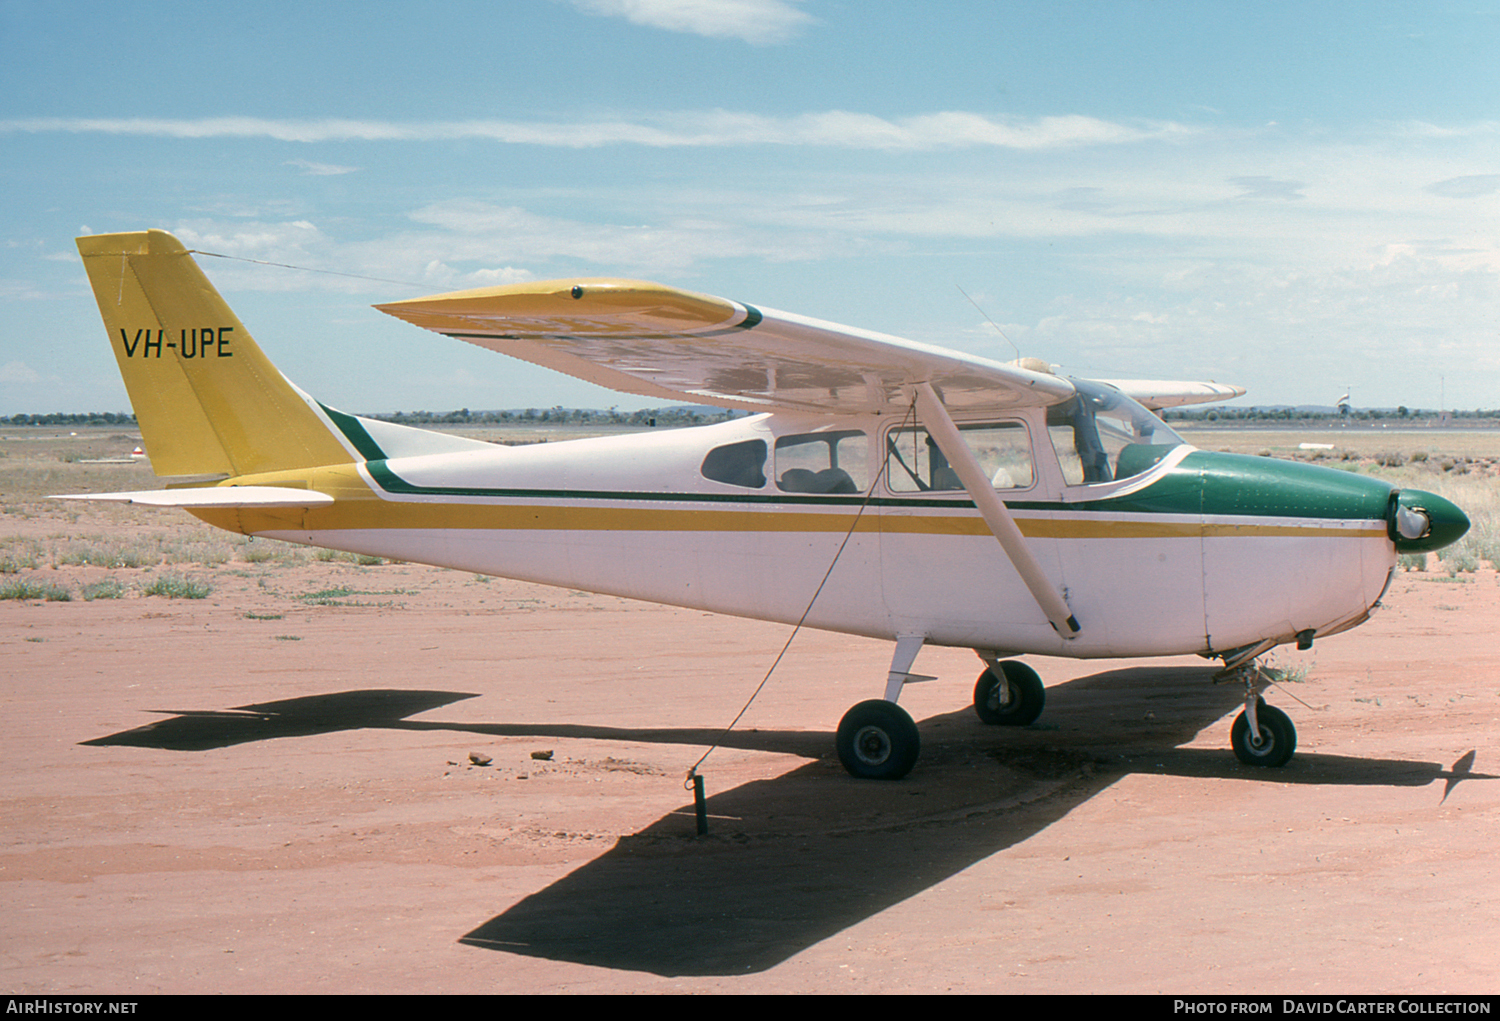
<box><xmin>775</xmin><ymin>430</ymin><xmax>868</xmax><ymax>494</ymax></box>
<box><xmin>886</xmin><ymin>421</ymin><xmax>1033</xmax><ymax>493</ymax></box>
<box><xmin>700</xmin><ymin>439</ymin><xmax>767</xmax><ymax>488</ymax></box>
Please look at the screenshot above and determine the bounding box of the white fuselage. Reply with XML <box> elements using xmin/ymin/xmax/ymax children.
<box><xmin>252</xmin><ymin>410</ymin><xmax>1396</xmax><ymax>661</ymax></box>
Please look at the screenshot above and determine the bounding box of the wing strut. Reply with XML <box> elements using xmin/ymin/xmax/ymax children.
<box><xmin>912</xmin><ymin>382</ymin><xmax>1080</xmax><ymax>637</ymax></box>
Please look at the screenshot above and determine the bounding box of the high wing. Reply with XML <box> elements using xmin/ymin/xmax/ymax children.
<box><xmin>1097</xmin><ymin>379</ymin><xmax>1246</xmax><ymax>410</ymax></box>
<box><xmin>378</xmin><ymin>278</ymin><xmax>1097</xmax><ymax>637</ymax></box>
<box><xmin>375</xmin><ymin>280</ymin><xmax>1078</xmax><ymax>416</ymax></box>
<box><xmin>376</xmin><ymin>278</ymin><xmax>1245</xmax><ymax>641</ymax></box>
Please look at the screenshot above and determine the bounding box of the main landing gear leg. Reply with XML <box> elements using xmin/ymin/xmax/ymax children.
<box><xmin>835</xmin><ymin>636</ymin><xmax>929</xmax><ymax>780</ymax></box>
<box><xmin>1216</xmin><ymin>641</ymin><xmax>1297</xmax><ymax>768</ymax></box>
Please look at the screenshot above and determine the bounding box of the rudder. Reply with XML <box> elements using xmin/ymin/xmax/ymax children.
<box><xmin>76</xmin><ymin>230</ymin><xmax>354</xmax><ymax>478</ymax></box>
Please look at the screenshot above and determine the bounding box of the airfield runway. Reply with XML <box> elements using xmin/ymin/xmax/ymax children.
<box><xmin>3</xmin><ymin>555</ymin><xmax>1497</xmax><ymax>994</ymax></box>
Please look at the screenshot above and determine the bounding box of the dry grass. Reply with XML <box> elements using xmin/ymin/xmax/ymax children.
<box><xmin>1175</xmin><ymin>426</ymin><xmax>1500</xmax><ymax>461</ymax></box>
<box><xmin>3</xmin><ymin>423</ymin><xmax>1497</xmax><ymax>595</ymax></box>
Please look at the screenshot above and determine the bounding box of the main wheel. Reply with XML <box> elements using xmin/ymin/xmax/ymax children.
<box><xmin>1230</xmin><ymin>701</ymin><xmax>1297</xmax><ymax>767</ymax></box>
<box><xmin>836</xmin><ymin>699</ymin><xmax>920</xmax><ymax>780</ymax></box>
<box><xmin>973</xmin><ymin>661</ymin><xmax>1045</xmax><ymax>726</ymax></box>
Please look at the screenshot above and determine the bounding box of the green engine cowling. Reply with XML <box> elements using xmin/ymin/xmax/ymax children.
<box><xmin>1388</xmin><ymin>489</ymin><xmax>1469</xmax><ymax>553</ymax></box>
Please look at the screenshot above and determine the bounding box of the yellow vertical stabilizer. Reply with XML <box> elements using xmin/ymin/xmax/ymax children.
<box><xmin>76</xmin><ymin>230</ymin><xmax>354</xmax><ymax>478</ymax></box>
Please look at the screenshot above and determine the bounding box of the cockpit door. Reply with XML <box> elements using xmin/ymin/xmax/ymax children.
<box><xmin>1042</xmin><ymin>387</ymin><xmax>1210</xmax><ymax>656</ymax></box>
<box><xmin>877</xmin><ymin>415</ymin><xmax>1068</xmax><ymax>650</ymax></box>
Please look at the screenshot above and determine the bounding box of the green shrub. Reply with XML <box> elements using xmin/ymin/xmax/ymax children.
<box><xmin>143</xmin><ymin>573</ymin><xmax>212</xmax><ymax>599</ymax></box>
<box><xmin>0</xmin><ymin>578</ymin><xmax>71</xmax><ymax>601</ymax></box>
<box><xmin>0</xmin><ymin>550</ymin><xmax>39</xmax><ymax>573</ymax></box>
<box><xmin>161</xmin><ymin>539</ymin><xmax>231</xmax><ymax>565</ymax></box>
<box><xmin>53</xmin><ymin>540</ymin><xmax>159</xmax><ymax>569</ymax></box>
<box><xmin>1437</xmin><ymin>546</ymin><xmax>1479</xmax><ymax>575</ymax></box>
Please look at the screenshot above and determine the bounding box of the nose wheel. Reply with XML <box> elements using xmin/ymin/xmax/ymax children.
<box><xmin>1218</xmin><ymin>642</ymin><xmax>1298</xmax><ymax>768</ymax></box>
<box><xmin>1230</xmin><ymin>699</ymin><xmax>1296</xmax><ymax>767</ymax></box>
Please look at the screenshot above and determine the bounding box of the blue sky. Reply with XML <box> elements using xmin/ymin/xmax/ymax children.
<box><xmin>3</xmin><ymin>0</ymin><xmax>1497</xmax><ymax>415</ymax></box>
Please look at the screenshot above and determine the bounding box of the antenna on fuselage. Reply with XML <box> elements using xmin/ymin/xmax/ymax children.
<box><xmin>956</xmin><ymin>285</ymin><xmax>1022</xmax><ymax>362</ymax></box>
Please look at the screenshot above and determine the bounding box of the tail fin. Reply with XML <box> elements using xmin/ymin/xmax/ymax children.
<box><xmin>76</xmin><ymin>230</ymin><xmax>355</xmax><ymax>478</ymax></box>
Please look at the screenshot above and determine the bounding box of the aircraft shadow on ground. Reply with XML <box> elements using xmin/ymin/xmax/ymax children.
<box><xmin>455</xmin><ymin>667</ymin><xmax>1490</xmax><ymax>976</ymax></box>
<box><xmin>79</xmin><ymin>667</ymin><xmax>1490</xmax><ymax>976</ymax></box>
<box><xmin>79</xmin><ymin>689</ymin><xmax>483</xmax><ymax>751</ymax></box>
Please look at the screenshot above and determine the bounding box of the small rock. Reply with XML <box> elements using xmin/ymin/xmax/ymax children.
<box><xmin>468</xmin><ymin>752</ymin><xmax>492</xmax><ymax>766</ymax></box>
<box><xmin>531</xmin><ymin>750</ymin><xmax>554</xmax><ymax>761</ymax></box>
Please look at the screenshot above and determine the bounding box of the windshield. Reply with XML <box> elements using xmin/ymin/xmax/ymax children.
<box><xmin>1046</xmin><ymin>379</ymin><xmax>1186</xmax><ymax>485</ymax></box>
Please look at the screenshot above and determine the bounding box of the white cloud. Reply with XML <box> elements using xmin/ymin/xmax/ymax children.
<box><xmin>564</xmin><ymin>0</ymin><xmax>813</xmax><ymax>45</ymax></box>
<box><xmin>0</xmin><ymin>111</ymin><xmax>1193</xmax><ymax>152</ymax></box>
<box><xmin>1227</xmin><ymin>176</ymin><xmax>1306</xmax><ymax>201</ymax></box>
<box><xmin>400</xmin><ymin>199</ymin><xmax>830</xmax><ymax>274</ymax></box>
<box><xmin>285</xmin><ymin>159</ymin><xmax>359</xmax><ymax>176</ymax></box>
<box><xmin>0</xmin><ymin>361</ymin><xmax>43</xmax><ymax>385</ymax></box>
<box><xmin>41</xmin><ymin>109</ymin><xmax>1489</xmax><ymax>408</ymax></box>
<box><xmin>172</xmin><ymin>220</ymin><xmax>327</xmax><ymax>261</ymax></box>
<box><xmin>162</xmin><ymin>220</ymin><xmax>398</xmax><ymax>294</ymax></box>
<box><xmin>1427</xmin><ymin>174</ymin><xmax>1500</xmax><ymax>198</ymax></box>
<box><xmin>463</xmin><ymin>266</ymin><xmax>537</xmax><ymax>286</ymax></box>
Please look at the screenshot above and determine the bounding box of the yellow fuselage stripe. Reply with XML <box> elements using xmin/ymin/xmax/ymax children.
<box><xmin>208</xmin><ymin>496</ymin><xmax>1385</xmax><ymax>540</ymax></box>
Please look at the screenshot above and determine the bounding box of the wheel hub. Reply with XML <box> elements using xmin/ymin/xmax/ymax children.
<box><xmin>853</xmin><ymin>725</ymin><xmax>892</xmax><ymax>765</ymax></box>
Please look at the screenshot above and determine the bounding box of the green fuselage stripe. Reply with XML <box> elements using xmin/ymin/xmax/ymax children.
<box><xmin>361</xmin><ymin>449</ymin><xmax>1394</xmax><ymax>524</ymax></box>
<box><xmin>320</xmin><ymin>404</ymin><xmax>388</xmax><ymax>462</ymax></box>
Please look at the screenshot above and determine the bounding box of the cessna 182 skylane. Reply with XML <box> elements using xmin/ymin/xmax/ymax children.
<box><xmin>62</xmin><ymin>230</ymin><xmax>1469</xmax><ymax>780</ymax></box>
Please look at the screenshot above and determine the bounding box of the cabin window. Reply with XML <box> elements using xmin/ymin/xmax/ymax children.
<box><xmin>885</xmin><ymin>421</ymin><xmax>1034</xmax><ymax>493</ymax></box>
<box><xmin>775</xmin><ymin>430</ymin><xmax>869</xmax><ymax>494</ymax></box>
<box><xmin>1047</xmin><ymin>380</ymin><xmax>1185</xmax><ymax>486</ymax></box>
<box><xmin>700</xmin><ymin>439</ymin><xmax>767</xmax><ymax>488</ymax></box>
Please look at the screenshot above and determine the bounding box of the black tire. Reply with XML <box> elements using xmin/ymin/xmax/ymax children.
<box><xmin>836</xmin><ymin>699</ymin><xmax>920</xmax><ymax>780</ymax></box>
<box><xmin>1230</xmin><ymin>702</ymin><xmax>1297</xmax><ymax>767</ymax></box>
<box><xmin>973</xmin><ymin>661</ymin><xmax>1045</xmax><ymax>726</ymax></box>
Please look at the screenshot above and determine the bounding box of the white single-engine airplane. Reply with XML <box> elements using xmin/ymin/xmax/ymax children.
<box><xmin>61</xmin><ymin>230</ymin><xmax>1469</xmax><ymax>780</ymax></box>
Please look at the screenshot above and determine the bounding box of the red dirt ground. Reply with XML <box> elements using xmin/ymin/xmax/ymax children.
<box><xmin>3</xmin><ymin>558</ymin><xmax>1497</xmax><ymax>994</ymax></box>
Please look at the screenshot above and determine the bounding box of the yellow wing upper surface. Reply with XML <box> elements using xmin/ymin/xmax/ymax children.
<box><xmin>375</xmin><ymin>280</ymin><xmax>1078</xmax><ymax>416</ymax></box>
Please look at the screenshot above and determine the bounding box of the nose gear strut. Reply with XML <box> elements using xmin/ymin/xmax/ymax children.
<box><xmin>1214</xmin><ymin>640</ymin><xmax>1297</xmax><ymax>768</ymax></box>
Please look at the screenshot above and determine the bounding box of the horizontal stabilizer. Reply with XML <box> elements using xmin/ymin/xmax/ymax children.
<box><xmin>51</xmin><ymin>487</ymin><xmax>335</xmax><ymax>509</ymax></box>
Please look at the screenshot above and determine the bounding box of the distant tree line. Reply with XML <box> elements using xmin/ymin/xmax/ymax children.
<box><xmin>1</xmin><ymin>411</ymin><xmax>137</xmax><ymax>426</ymax></box>
<box><xmin>2</xmin><ymin>407</ymin><xmax>744</xmax><ymax>429</ymax></box>
<box><xmin>8</xmin><ymin>405</ymin><xmax>1495</xmax><ymax>428</ymax></box>
<box><xmin>367</xmin><ymin>406</ymin><xmax>744</xmax><ymax>427</ymax></box>
<box><xmin>1162</xmin><ymin>406</ymin><xmax>1500</xmax><ymax>423</ymax></box>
